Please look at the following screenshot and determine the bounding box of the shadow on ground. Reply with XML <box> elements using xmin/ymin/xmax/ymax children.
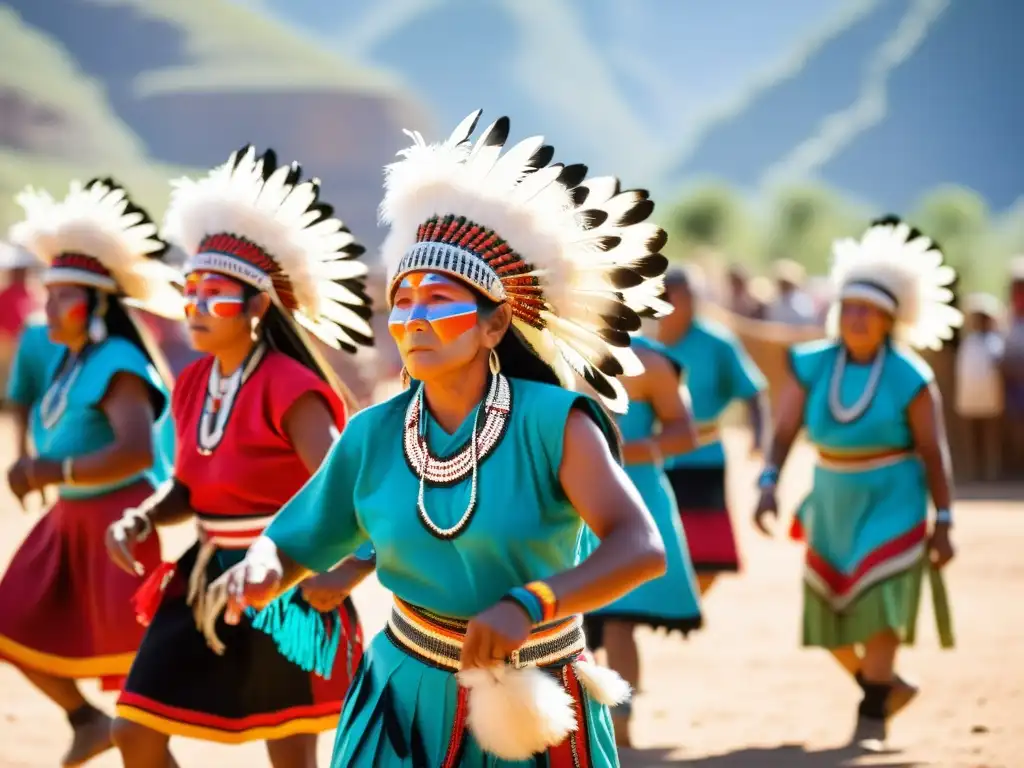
<box><xmin>620</xmin><ymin>742</ymin><xmax>927</xmax><ymax>767</ymax></box>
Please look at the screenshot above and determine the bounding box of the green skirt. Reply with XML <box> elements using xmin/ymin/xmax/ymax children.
<box><xmin>803</xmin><ymin>560</ymin><xmax>955</xmax><ymax>649</ymax></box>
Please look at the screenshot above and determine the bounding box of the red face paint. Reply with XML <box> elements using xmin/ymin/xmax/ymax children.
<box><xmin>184</xmin><ymin>272</ymin><xmax>246</xmax><ymax>319</ymax></box>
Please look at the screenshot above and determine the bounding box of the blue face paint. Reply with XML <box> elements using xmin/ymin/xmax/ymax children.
<box><xmin>389</xmin><ymin>272</ymin><xmax>479</xmax><ymax>345</ymax></box>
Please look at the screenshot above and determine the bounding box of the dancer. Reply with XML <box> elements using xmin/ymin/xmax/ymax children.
<box><xmin>754</xmin><ymin>216</ymin><xmax>960</xmax><ymax>746</ymax></box>
<box><xmin>658</xmin><ymin>267</ymin><xmax>768</xmax><ymax>594</ymax></box>
<box><xmin>108</xmin><ymin>146</ymin><xmax>376</xmax><ymax>768</ymax></box>
<box><xmin>0</xmin><ymin>178</ymin><xmax>180</xmax><ymax>766</ymax></box>
<box><xmin>582</xmin><ymin>334</ymin><xmax>702</xmax><ymax>747</ymax></box>
<box><xmin>213</xmin><ymin>110</ymin><xmax>670</xmax><ymax>766</ymax></box>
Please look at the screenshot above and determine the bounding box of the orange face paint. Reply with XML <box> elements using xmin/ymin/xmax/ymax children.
<box><xmin>389</xmin><ymin>273</ymin><xmax>478</xmax><ymax>345</ymax></box>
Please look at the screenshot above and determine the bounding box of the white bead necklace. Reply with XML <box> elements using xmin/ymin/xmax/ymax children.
<box><xmin>828</xmin><ymin>344</ymin><xmax>887</xmax><ymax>424</ymax></box>
<box><xmin>39</xmin><ymin>350</ymin><xmax>88</xmax><ymax>430</ymax></box>
<box><xmin>196</xmin><ymin>343</ymin><xmax>267</xmax><ymax>455</ymax></box>
<box><xmin>404</xmin><ymin>373</ymin><xmax>512</xmax><ymax>540</ymax></box>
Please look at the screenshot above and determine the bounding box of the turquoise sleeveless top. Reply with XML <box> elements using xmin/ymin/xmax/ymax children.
<box><xmin>31</xmin><ymin>336</ymin><xmax>171</xmax><ymax>499</ymax></box>
<box><xmin>6</xmin><ymin>321</ymin><xmax>62</xmax><ymax>408</ymax></box>
<box><xmin>266</xmin><ymin>376</ymin><xmax>616</xmax><ymax>618</ymax></box>
<box><xmin>661</xmin><ymin>319</ymin><xmax>765</xmax><ymax>468</ymax></box>
<box><xmin>790</xmin><ymin>339</ymin><xmax>932</xmax><ymax>452</ymax></box>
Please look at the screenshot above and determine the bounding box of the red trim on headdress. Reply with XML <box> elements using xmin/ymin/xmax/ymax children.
<box><xmin>52</xmin><ymin>252</ymin><xmax>113</xmax><ymax>278</ymax></box>
<box><xmin>415</xmin><ymin>214</ymin><xmax>544</xmax><ymax>328</ymax></box>
<box><xmin>197</xmin><ymin>233</ymin><xmax>298</xmax><ymax>309</ymax></box>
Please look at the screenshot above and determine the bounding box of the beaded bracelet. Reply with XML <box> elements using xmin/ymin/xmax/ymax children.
<box><xmin>757</xmin><ymin>465</ymin><xmax>780</xmax><ymax>490</ymax></box>
<box><xmin>524</xmin><ymin>580</ymin><xmax>558</xmax><ymax>623</ymax></box>
<box><xmin>502</xmin><ymin>587</ymin><xmax>544</xmax><ymax>625</ymax></box>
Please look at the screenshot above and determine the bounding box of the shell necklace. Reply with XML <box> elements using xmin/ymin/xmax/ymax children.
<box><xmin>828</xmin><ymin>344</ymin><xmax>887</xmax><ymax>424</ymax></box>
<box><xmin>197</xmin><ymin>342</ymin><xmax>267</xmax><ymax>455</ymax></box>
<box><xmin>404</xmin><ymin>373</ymin><xmax>512</xmax><ymax>540</ymax></box>
<box><xmin>39</xmin><ymin>347</ymin><xmax>90</xmax><ymax>430</ymax></box>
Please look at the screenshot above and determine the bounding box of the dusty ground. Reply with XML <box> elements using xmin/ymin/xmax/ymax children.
<box><xmin>0</xmin><ymin>421</ymin><xmax>1019</xmax><ymax>768</ymax></box>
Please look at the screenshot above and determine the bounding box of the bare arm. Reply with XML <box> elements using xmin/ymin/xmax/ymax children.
<box><xmin>907</xmin><ymin>382</ymin><xmax>954</xmax><ymax>514</ymax></box>
<box><xmin>765</xmin><ymin>376</ymin><xmax>805</xmax><ymax>470</ymax></box>
<box><xmin>12</xmin><ymin>404</ymin><xmax>29</xmax><ymax>459</ymax></box>
<box><xmin>542</xmin><ymin>409</ymin><xmax>667</xmax><ymax>619</ymax></box>
<box><xmin>621</xmin><ymin>350</ymin><xmax>698</xmax><ymax>464</ymax></box>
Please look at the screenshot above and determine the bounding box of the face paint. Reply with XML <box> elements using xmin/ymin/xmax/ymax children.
<box><xmin>65</xmin><ymin>302</ymin><xmax>88</xmax><ymax>325</ymax></box>
<box><xmin>389</xmin><ymin>272</ymin><xmax>479</xmax><ymax>345</ymax></box>
<box><xmin>184</xmin><ymin>272</ymin><xmax>247</xmax><ymax>319</ymax></box>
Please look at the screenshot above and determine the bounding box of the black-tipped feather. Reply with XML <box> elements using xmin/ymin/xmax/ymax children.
<box><xmin>558</xmin><ymin>164</ymin><xmax>588</xmax><ymax>189</ymax></box>
<box><xmin>616</xmin><ymin>199</ymin><xmax>654</xmax><ymax>227</ymax></box>
<box><xmin>634</xmin><ymin>253</ymin><xmax>669</xmax><ymax>278</ymax></box>
<box><xmin>577</xmin><ymin>209</ymin><xmax>608</xmax><ymax>230</ymax></box>
<box><xmin>609</xmin><ymin>267</ymin><xmax>643</xmax><ymax>289</ymax></box>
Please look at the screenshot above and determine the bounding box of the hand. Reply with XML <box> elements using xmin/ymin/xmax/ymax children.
<box><xmin>299</xmin><ymin>561</ymin><xmax>369</xmax><ymax>612</ymax></box>
<box><xmin>222</xmin><ymin>553</ymin><xmax>284</xmax><ymax>627</ymax></box>
<box><xmin>106</xmin><ymin>512</ymin><xmax>149</xmax><ymax>576</ymax></box>
<box><xmin>753</xmin><ymin>487</ymin><xmax>778</xmax><ymax>536</ymax></box>
<box><xmin>7</xmin><ymin>457</ymin><xmax>59</xmax><ymax>511</ymax></box>
<box><xmin>460</xmin><ymin>600</ymin><xmax>533</xmax><ymax>671</ymax></box>
<box><xmin>928</xmin><ymin>523</ymin><xmax>955</xmax><ymax>569</ymax></box>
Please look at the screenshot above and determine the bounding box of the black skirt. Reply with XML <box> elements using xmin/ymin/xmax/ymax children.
<box><xmin>665</xmin><ymin>465</ymin><xmax>741</xmax><ymax>573</ymax></box>
<box><xmin>115</xmin><ymin>542</ymin><xmax>362</xmax><ymax>744</ymax></box>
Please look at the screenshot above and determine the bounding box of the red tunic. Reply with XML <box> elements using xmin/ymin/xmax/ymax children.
<box><xmin>173</xmin><ymin>350</ymin><xmax>345</xmax><ymax>547</ymax></box>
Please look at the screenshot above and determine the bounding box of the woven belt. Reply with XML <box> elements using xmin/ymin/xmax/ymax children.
<box><xmin>385</xmin><ymin>598</ymin><xmax>586</xmax><ymax>672</ymax></box>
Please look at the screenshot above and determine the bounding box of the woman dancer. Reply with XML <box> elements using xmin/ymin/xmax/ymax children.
<box><xmin>582</xmin><ymin>334</ymin><xmax>703</xmax><ymax>747</ymax></box>
<box><xmin>212</xmin><ymin>110</ymin><xmax>670</xmax><ymax>766</ymax></box>
<box><xmin>658</xmin><ymin>267</ymin><xmax>768</xmax><ymax>593</ymax></box>
<box><xmin>0</xmin><ymin>178</ymin><xmax>180</xmax><ymax>766</ymax></box>
<box><xmin>754</xmin><ymin>216</ymin><xmax>959</xmax><ymax>746</ymax></box>
<box><xmin>106</xmin><ymin>147</ymin><xmax>376</xmax><ymax>768</ymax></box>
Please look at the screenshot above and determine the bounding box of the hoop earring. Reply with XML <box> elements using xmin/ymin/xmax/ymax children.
<box><xmin>250</xmin><ymin>314</ymin><xmax>260</xmax><ymax>341</ymax></box>
<box><xmin>400</xmin><ymin>366</ymin><xmax>411</xmax><ymax>390</ymax></box>
<box><xmin>488</xmin><ymin>348</ymin><xmax>501</xmax><ymax>375</ymax></box>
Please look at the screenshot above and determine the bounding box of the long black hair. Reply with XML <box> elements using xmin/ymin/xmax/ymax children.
<box><xmin>83</xmin><ymin>288</ymin><xmax>173</xmax><ymax>413</ymax></box>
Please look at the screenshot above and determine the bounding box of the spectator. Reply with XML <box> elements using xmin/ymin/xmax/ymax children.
<box><xmin>1004</xmin><ymin>257</ymin><xmax>1024</xmax><ymax>471</ymax></box>
<box><xmin>765</xmin><ymin>258</ymin><xmax>817</xmax><ymax>325</ymax></box>
<box><xmin>955</xmin><ymin>293</ymin><xmax>1005</xmax><ymax>481</ymax></box>
<box><xmin>0</xmin><ymin>243</ymin><xmax>42</xmax><ymax>394</ymax></box>
<box><xmin>725</xmin><ymin>264</ymin><xmax>763</xmax><ymax>319</ymax></box>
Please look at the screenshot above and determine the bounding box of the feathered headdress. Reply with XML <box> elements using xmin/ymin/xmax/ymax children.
<box><xmin>829</xmin><ymin>215</ymin><xmax>963</xmax><ymax>350</ymax></box>
<box><xmin>161</xmin><ymin>146</ymin><xmax>374</xmax><ymax>353</ymax></box>
<box><xmin>379</xmin><ymin>109</ymin><xmax>670</xmax><ymax>413</ymax></box>
<box><xmin>9</xmin><ymin>178</ymin><xmax>184</xmax><ymax>319</ymax></box>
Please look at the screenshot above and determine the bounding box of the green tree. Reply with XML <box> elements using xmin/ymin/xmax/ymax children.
<box><xmin>909</xmin><ymin>185</ymin><xmax>991</xmax><ymax>292</ymax></box>
<box><xmin>659</xmin><ymin>181</ymin><xmax>757</xmax><ymax>265</ymax></box>
<box><xmin>764</xmin><ymin>183</ymin><xmax>864</xmax><ymax>275</ymax></box>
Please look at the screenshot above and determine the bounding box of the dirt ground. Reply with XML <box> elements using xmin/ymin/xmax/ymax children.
<box><xmin>0</xmin><ymin>421</ymin><xmax>1019</xmax><ymax>768</ymax></box>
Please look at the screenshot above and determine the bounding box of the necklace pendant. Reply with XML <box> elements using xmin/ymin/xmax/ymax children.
<box><xmin>210</xmin><ymin>397</ymin><xmax>222</xmax><ymax>413</ymax></box>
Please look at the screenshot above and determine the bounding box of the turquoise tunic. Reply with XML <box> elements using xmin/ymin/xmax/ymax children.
<box><xmin>790</xmin><ymin>339</ymin><xmax>934</xmax><ymax>647</ymax></box>
<box><xmin>661</xmin><ymin>319</ymin><xmax>765</xmax><ymax>468</ymax></box>
<box><xmin>586</xmin><ymin>338</ymin><xmax>701</xmax><ymax>637</ymax></box>
<box><xmin>6</xmin><ymin>321</ymin><xmax>63</xmax><ymax>409</ymax></box>
<box><xmin>266</xmin><ymin>377</ymin><xmax>620</xmax><ymax>767</ymax></box>
<box><xmin>31</xmin><ymin>336</ymin><xmax>171</xmax><ymax>499</ymax></box>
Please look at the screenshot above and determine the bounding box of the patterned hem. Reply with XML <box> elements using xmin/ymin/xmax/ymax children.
<box><xmin>115</xmin><ymin>693</ymin><xmax>341</xmax><ymax>744</ymax></box>
<box><xmin>0</xmin><ymin>634</ymin><xmax>134</xmax><ymax>678</ymax></box>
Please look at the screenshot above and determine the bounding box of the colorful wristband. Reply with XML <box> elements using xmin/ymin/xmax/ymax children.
<box><xmin>523</xmin><ymin>580</ymin><xmax>558</xmax><ymax>623</ymax></box>
<box><xmin>757</xmin><ymin>466</ymin><xmax>780</xmax><ymax>489</ymax></box>
<box><xmin>502</xmin><ymin>587</ymin><xmax>544</xmax><ymax>625</ymax></box>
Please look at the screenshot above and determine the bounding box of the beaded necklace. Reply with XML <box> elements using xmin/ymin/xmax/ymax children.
<box><xmin>828</xmin><ymin>344</ymin><xmax>887</xmax><ymax>424</ymax></box>
<box><xmin>39</xmin><ymin>346</ymin><xmax>92</xmax><ymax>430</ymax></box>
<box><xmin>196</xmin><ymin>342</ymin><xmax>267</xmax><ymax>455</ymax></box>
<box><xmin>404</xmin><ymin>373</ymin><xmax>512</xmax><ymax>540</ymax></box>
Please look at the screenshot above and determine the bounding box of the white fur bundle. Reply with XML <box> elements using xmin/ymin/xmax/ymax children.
<box><xmin>457</xmin><ymin>666</ymin><xmax>577</xmax><ymax>760</ymax></box>
<box><xmin>829</xmin><ymin>217</ymin><xmax>963</xmax><ymax>350</ymax></box>
<box><xmin>10</xmin><ymin>179</ymin><xmax>184</xmax><ymax>319</ymax></box>
<box><xmin>162</xmin><ymin>146</ymin><xmax>372</xmax><ymax>351</ymax></box>
<box><xmin>379</xmin><ymin>110</ymin><xmax>671</xmax><ymax>413</ymax></box>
